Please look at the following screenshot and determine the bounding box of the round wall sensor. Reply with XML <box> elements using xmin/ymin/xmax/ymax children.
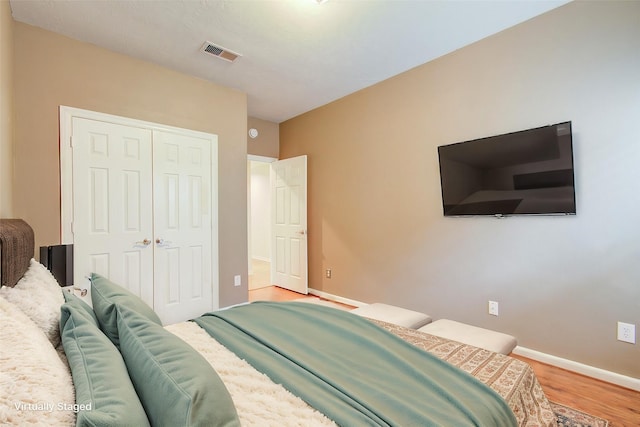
<box><xmin>248</xmin><ymin>128</ymin><xmax>259</xmax><ymax>139</ymax></box>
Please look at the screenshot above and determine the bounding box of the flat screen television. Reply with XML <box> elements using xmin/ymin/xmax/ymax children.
<box><xmin>437</xmin><ymin>121</ymin><xmax>576</xmax><ymax>217</ymax></box>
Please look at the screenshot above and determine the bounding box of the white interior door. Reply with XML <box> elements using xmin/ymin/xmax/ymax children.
<box><xmin>71</xmin><ymin>117</ymin><xmax>154</xmax><ymax>305</ymax></box>
<box><xmin>152</xmin><ymin>130</ymin><xmax>213</xmax><ymax>324</ymax></box>
<box><xmin>270</xmin><ymin>155</ymin><xmax>308</xmax><ymax>294</ymax></box>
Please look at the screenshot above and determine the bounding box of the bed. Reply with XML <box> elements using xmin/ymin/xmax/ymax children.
<box><xmin>0</xmin><ymin>218</ymin><xmax>556</xmax><ymax>426</ymax></box>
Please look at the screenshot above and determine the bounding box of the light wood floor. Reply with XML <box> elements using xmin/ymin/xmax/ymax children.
<box><xmin>249</xmin><ymin>286</ymin><xmax>640</xmax><ymax>427</ymax></box>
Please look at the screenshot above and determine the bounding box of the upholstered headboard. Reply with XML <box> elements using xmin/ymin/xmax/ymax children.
<box><xmin>0</xmin><ymin>219</ymin><xmax>34</xmax><ymax>288</ymax></box>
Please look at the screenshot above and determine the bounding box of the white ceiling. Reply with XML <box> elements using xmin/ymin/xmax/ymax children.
<box><xmin>10</xmin><ymin>0</ymin><xmax>570</xmax><ymax>123</ymax></box>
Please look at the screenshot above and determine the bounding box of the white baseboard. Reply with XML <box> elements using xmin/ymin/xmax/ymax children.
<box><xmin>309</xmin><ymin>288</ymin><xmax>640</xmax><ymax>392</ymax></box>
<box><xmin>308</xmin><ymin>288</ymin><xmax>366</xmax><ymax>308</ymax></box>
<box><xmin>513</xmin><ymin>346</ymin><xmax>640</xmax><ymax>392</ymax></box>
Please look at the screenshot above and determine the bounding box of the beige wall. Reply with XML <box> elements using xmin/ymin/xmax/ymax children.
<box><xmin>247</xmin><ymin>116</ymin><xmax>279</xmax><ymax>158</ymax></box>
<box><xmin>281</xmin><ymin>1</ymin><xmax>640</xmax><ymax>378</ymax></box>
<box><xmin>0</xmin><ymin>0</ymin><xmax>13</xmax><ymax>217</ymax></box>
<box><xmin>13</xmin><ymin>23</ymin><xmax>248</xmax><ymax>307</ymax></box>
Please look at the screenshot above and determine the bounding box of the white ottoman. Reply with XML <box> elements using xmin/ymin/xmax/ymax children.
<box><xmin>418</xmin><ymin>319</ymin><xmax>517</xmax><ymax>355</ymax></box>
<box><xmin>351</xmin><ymin>303</ymin><xmax>432</xmax><ymax>329</ymax></box>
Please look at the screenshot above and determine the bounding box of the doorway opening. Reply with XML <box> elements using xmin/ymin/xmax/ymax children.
<box><xmin>248</xmin><ymin>156</ymin><xmax>275</xmax><ymax>291</ymax></box>
<box><xmin>247</xmin><ymin>154</ymin><xmax>308</xmax><ymax>296</ymax></box>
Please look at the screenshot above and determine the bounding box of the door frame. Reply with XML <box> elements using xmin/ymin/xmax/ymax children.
<box><xmin>59</xmin><ymin>106</ymin><xmax>219</xmax><ymax>307</ymax></box>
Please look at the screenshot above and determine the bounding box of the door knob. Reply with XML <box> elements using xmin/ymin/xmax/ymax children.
<box><xmin>156</xmin><ymin>238</ymin><xmax>172</xmax><ymax>245</ymax></box>
<box><xmin>297</xmin><ymin>230</ymin><xmax>307</xmax><ymax>235</ymax></box>
<box><xmin>135</xmin><ymin>238</ymin><xmax>152</xmax><ymax>246</ymax></box>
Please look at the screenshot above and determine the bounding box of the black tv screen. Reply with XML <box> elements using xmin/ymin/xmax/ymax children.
<box><xmin>437</xmin><ymin>121</ymin><xmax>576</xmax><ymax>217</ymax></box>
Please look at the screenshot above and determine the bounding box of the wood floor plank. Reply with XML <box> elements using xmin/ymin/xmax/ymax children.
<box><xmin>511</xmin><ymin>354</ymin><xmax>640</xmax><ymax>427</ymax></box>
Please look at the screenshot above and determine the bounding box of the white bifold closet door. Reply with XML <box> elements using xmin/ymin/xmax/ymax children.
<box><xmin>152</xmin><ymin>130</ymin><xmax>212</xmax><ymax>325</ymax></box>
<box><xmin>70</xmin><ymin>115</ymin><xmax>214</xmax><ymax>325</ymax></box>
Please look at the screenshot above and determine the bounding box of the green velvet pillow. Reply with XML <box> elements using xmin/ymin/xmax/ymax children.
<box><xmin>116</xmin><ymin>304</ymin><xmax>240</xmax><ymax>427</ymax></box>
<box><xmin>60</xmin><ymin>292</ymin><xmax>150</xmax><ymax>427</ymax></box>
<box><xmin>90</xmin><ymin>273</ymin><xmax>161</xmax><ymax>348</ymax></box>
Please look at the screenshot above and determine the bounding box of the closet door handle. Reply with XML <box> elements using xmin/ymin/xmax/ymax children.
<box><xmin>135</xmin><ymin>239</ymin><xmax>152</xmax><ymax>246</ymax></box>
<box><xmin>156</xmin><ymin>238</ymin><xmax>172</xmax><ymax>246</ymax></box>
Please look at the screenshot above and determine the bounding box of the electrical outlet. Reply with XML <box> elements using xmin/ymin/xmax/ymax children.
<box><xmin>617</xmin><ymin>322</ymin><xmax>636</xmax><ymax>344</ymax></box>
<box><xmin>325</xmin><ymin>269</ymin><xmax>332</xmax><ymax>279</ymax></box>
<box><xmin>488</xmin><ymin>300</ymin><xmax>499</xmax><ymax>316</ymax></box>
<box><xmin>234</xmin><ymin>275</ymin><xmax>241</xmax><ymax>287</ymax></box>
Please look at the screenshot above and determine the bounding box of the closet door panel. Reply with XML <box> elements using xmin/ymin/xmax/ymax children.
<box><xmin>153</xmin><ymin>130</ymin><xmax>213</xmax><ymax>324</ymax></box>
<box><xmin>71</xmin><ymin>117</ymin><xmax>154</xmax><ymax>306</ymax></box>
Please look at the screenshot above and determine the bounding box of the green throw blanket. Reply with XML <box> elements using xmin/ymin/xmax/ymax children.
<box><xmin>194</xmin><ymin>301</ymin><xmax>517</xmax><ymax>427</ymax></box>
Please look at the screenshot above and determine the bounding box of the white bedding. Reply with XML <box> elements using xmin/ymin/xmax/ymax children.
<box><xmin>166</xmin><ymin>322</ymin><xmax>336</xmax><ymax>427</ymax></box>
<box><xmin>0</xmin><ymin>295</ymin><xmax>75</xmax><ymax>426</ymax></box>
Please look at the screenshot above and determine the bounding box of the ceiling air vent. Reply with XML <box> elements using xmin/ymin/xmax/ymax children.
<box><xmin>201</xmin><ymin>41</ymin><xmax>241</xmax><ymax>63</ymax></box>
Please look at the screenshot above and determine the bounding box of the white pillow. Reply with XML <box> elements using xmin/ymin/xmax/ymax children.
<box><xmin>0</xmin><ymin>295</ymin><xmax>75</xmax><ymax>426</ymax></box>
<box><xmin>0</xmin><ymin>259</ymin><xmax>65</xmax><ymax>347</ymax></box>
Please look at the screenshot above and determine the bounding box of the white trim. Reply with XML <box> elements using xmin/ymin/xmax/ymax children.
<box><xmin>248</xmin><ymin>154</ymin><xmax>277</xmax><ymax>163</ymax></box>
<box><xmin>251</xmin><ymin>256</ymin><xmax>271</xmax><ymax>263</ymax></box>
<box><xmin>513</xmin><ymin>346</ymin><xmax>640</xmax><ymax>391</ymax></box>
<box><xmin>59</xmin><ymin>108</ymin><xmax>73</xmax><ymax>243</ymax></box>
<box><xmin>308</xmin><ymin>288</ymin><xmax>367</xmax><ymax>308</ymax></box>
<box><xmin>218</xmin><ymin>301</ymin><xmax>251</xmax><ymax>310</ymax></box>
<box><xmin>209</xmin><ymin>134</ymin><xmax>219</xmax><ymax>310</ymax></box>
